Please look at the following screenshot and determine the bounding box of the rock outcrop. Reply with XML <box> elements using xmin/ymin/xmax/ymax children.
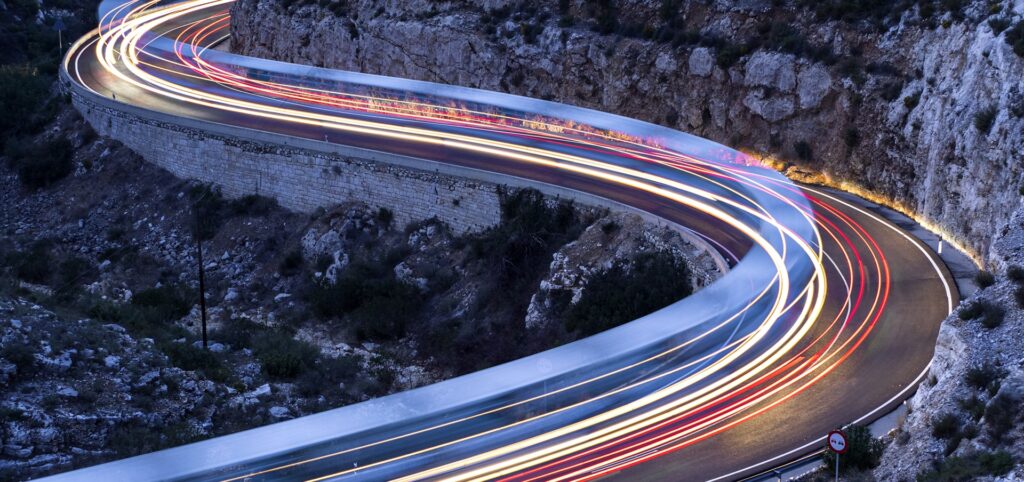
<box><xmin>230</xmin><ymin>0</ymin><xmax>1024</xmax><ymax>265</ymax></box>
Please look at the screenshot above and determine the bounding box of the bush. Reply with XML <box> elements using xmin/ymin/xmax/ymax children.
<box><xmin>158</xmin><ymin>341</ymin><xmax>229</xmax><ymax>382</ymax></box>
<box><xmin>212</xmin><ymin>317</ymin><xmax>264</xmax><ymax>348</ymax></box>
<box><xmin>984</xmin><ymin>394</ymin><xmax>1019</xmax><ymax>446</ymax></box>
<box><xmin>9</xmin><ymin>243</ymin><xmax>53</xmax><ymax>284</ymax></box>
<box><xmin>917</xmin><ymin>450</ymin><xmax>1014</xmax><ymax>481</ymax></box>
<box><xmin>229</xmin><ymin>194</ymin><xmax>277</xmax><ymax>217</ymax></box>
<box><xmin>958</xmin><ymin>394</ymin><xmax>986</xmax><ymax>422</ymax></box>
<box><xmin>0</xmin><ymin>343</ymin><xmax>37</xmax><ymax>380</ymax></box>
<box><xmin>252</xmin><ymin>331</ymin><xmax>319</xmax><ymax>379</ymax></box>
<box><xmin>979</xmin><ymin>304</ymin><xmax>1004</xmax><ymax>329</ymax></box>
<box><xmin>8</xmin><ymin>137</ymin><xmax>74</xmax><ymax>189</ymax></box>
<box><xmin>974</xmin><ymin>270</ymin><xmax>995</xmax><ymax>287</ymax></box>
<box><xmin>132</xmin><ymin>284</ymin><xmax>193</xmax><ymax>322</ymax></box>
<box><xmin>973</xmin><ymin>105</ymin><xmax>998</xmax><ymax>134</ymax></box>
<box><xmin>964</xmin><ymin>362</ymin><xmax>1006</xmax><ymax>392</ymax></box>
<box><xmin>187</xmin><ymin>184</ymin><xmax>228</xmax><ymax>241</ymax></box>
<box><xmin>307</xmin><ymin>259</ymin><xmax>424</xmax><ymax>341</ymax></box>
<box><xmin>821</xmin><ymin>424</ymin><xmax>883</xmax><ymax>473</ymax></box>
<box><xmin>1014</xmin><ymin>286</ymin><xmax>1024</xmax><ymax>309</ymax></box>
<box><xmin>1006</xmin><ymin>21</ymin><xmax>1024</xmax><ymax>58</ymax></box>
<box><xmin>1007</xmin><ymin>265</ymin><xmax>1024</xmax><ymax>282</ymax></box>
<box><xmin>0</xmin><ymin>65</ymin><xmax>52</xmax><ymax>138</ymax></box>
<box><xmin>715</xmin><ymin>43</ymin><xmax>748</xmax><ymax>69</ymax></box>
<box><xmin>957</xmin><ymin>299</ymin><xmax>1002</xmax><ymax>328</ymax></box>
<box><xmin>376</xmin><ymin>207</ymin><xmax>394</xmax><ymax>229</ymax></box>
<box><xmin>564</xmin><ymin>251</ymin><xmax>691</xmax><ymax>336</ymax></box>
<box><xmin>958</xmin><ymin>300</ymin><xmax>985</xmax><ymax>320</ymax></box>
<box><xmin>932</xmin><ymin>412</ymin><xmax>961</xmax><ymax>439</ymax></box>
<box><xmin>844</xmin><ymin>127</ymin><xmax>861</xmax><ymax>148</ymax></box>
<box><xmin>989</xmin><ymin>17</ymin><xmax>1011</xmax><ymax>34</ymax></box>
<box><xmin>794</xmin><ymin>140</ymin><xmax>813</xmax><ymax>161</ymax></box>
<box><xmin>278</xmin><ymin>249</ymin><xmax>304</xmax><ymax>277</ymax></box>
<box><xmin>904</xmin><ymin>91</ymin><xmax>922</xmax><ymax>110</ymax></box>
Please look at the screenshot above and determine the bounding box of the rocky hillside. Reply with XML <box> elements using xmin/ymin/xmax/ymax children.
<box><xmin>0</xmin><ymin>102</ymin><xmax>718</xmax><ymax>478</ymax></box>
<box><xmin>230</xmin><ymin>0</ymin><xmax>1024</xmax><ymax>265</ymax></box>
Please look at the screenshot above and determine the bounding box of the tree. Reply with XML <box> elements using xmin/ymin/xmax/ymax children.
<box><xmin>822</xmin><ymin>424</ymin><xmax>884</xmax><ymax>473</ymax></box>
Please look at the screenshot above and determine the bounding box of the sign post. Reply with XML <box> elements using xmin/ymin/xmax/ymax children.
<box><xmin>53</xmin><ymin>17</ymin><xmax>66</xmax><ymax>59</ymax></box>
<box><xmin>826</xmin><ymin>429</ymin><xmax>848</xmax><ymax>482</ymax></box>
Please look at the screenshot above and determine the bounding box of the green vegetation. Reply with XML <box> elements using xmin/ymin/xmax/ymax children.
<box><xmin>844</xmin><ymin>127</ymin><xmax>862</xmax><ymax>149</ymax></box>
<box><xmin>917</xmin><ymin>450</ymin><xmax>1014</xmax><ymax>481</ymax></box>
<box><xmin>958</xmin><ymin>298</ymin><xmax>1003</xmax><ymax>329</ymax></box>
<box><xmin>564</xmin><ymin>251</ymin><xmax>691</xmax><ymax>336</ymax></box>
<box><xmin>983</xmin><ymin>394</ymin><xmax>1019</xmax><ymax>446</ymax></box>
<box><xmin>958</xmin><ymin>394</ymin><xmax>986</xmax><ymax>422</ymax></box>
<box><xmin>1006</xmin><ymin>21</ymin><xmax>1024</xmax><ymax>58</ymax></box>
<box><xmin>278</xmin><ymin>249</ymin><xmax>305</xmax><ymax>277</ymax></box>
<box><xmin>973</xmin><ymin>104</ymin><xmax>998</xmax><ymax>134</ymax></box>
<box><xmin>799</xmin><ymin>0</ymin><xmax>966</xmax><ymax>28</ymax></box>
<box><xmin>308</xmin><ymin>258</ymin><xmax>424</xmax><ymax>341</ymax></box>
<box><xmin>186</xmin><ymin>184</ymin><xmax>279</xmax><ymax>240</ymax></box>
<box><xmin>251</xmin><ymin>330</ymin><xmax>319</xmax><ymax>379</ymax></box>
<box><xmin>794</xmin><ymin>140</ymin><xmax>813</xmax><ymax>161</ymax></box>
<box><xmin>963</xmin><ymin>361</ymin><xmax>1006</xmax><ymax>393</ymax></box>
<box><xmin>0</xmin><ymin>65</ymin><xmax>53</xmax><ymax>139</ymax></box>
<box><xmin>821</xmin><ymin>424</ymin><xmax>884</xmax><ymax>473</ymax></box>
<box><xmin>5</xmin><ymin>137</ymin><xmax>74</xmax><ymax>189</ymax></box>
<box><xmin>931</xmin><ymin>412</ymin><xmax>960</xmax><ymax>439</ymax></box>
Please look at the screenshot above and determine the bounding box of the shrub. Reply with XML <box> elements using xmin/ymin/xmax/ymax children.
<box><xmin>0</xmin><ymin>343</ymin><xmax>37</xmax><ymax>380</ymax></box>
<box><xmin>794</xmin><ymin>140</ymin><xmax>813</xmax><ymax>161</ymax></box>
<box><xmin>989</xmin><ymin>17</ymin><xmax>1011</xmax><ymax>34</ymax></box>
<box><xmin>821</xmin><ymin>424</ymin><xmax>883</xmax><ymax>473</ymax></box>
<box><xmin>918</xmin><ymin>450</ymin><xmax>1014</xmax><ymax>481</ymax></box>
<box><xmin>0</xmin><ymin>65</ymin><xmax>52</xmax><ymax>138</ymax></box>
<box><xmin>958</xmin><ymin>300</ymin><xmax>984</xmax><ymax>320</ymax></box>
<box><xmin>158</xmin><ymin>341</ymin><xmax>229</xmax><ymax>382</ymax></box>
<box><xmin>1014</xmin><ymin>286</ymin><xmax>1024</xmax><ymax>309</ymax></box>
<box><xmin>1007</xmin><ymin>265</ymin><xmax>1024</xmax><ymax>282</ymax></box>
<box><xmin>376</xmin><ymin>207</ymin><xmax>394</xmax><ymax>229</ymax></box>
<box><xmin>55</xmin><ymin>256</ymin><xmax>96</xmax><ymax>294</ymax></box>
<box><xmin>132</xmin><ymin>284</ymin><xmax>193</xmax><ymax>322</ymax></box>
<box><xmin>307</xmin><ymin>258</ymin><xmax>424</xmax><ymax>340</ymax></box>
<box><xmin>974</xmin><ymin>270</ymin><xmax>995</xmax><ymax>287</ymax></box>
<box><xmin>932</xmin><ymin>412</ymin><xmax>961</xmax><ymax>439</ymax></box>
<box><xmin>187</xmin><ymin>184</ymin><xmax>228</xmax><ymax>241</ymax></box>
<box><xmin>979</xmin><ymin>304</ymin><xmax>1004</xmax><ymax>329</ymax></box>
<box><xmin>10</xmin><ymin>243</ymin><xmax>53</xmax><ymax>284</ymax></box>
<box><xmin>212</xmin><ymin>317</ymin><xmax>264</xmax><ymax>348</ymax></box>
<box><xmin>564</xmin><ymin>251</ymin><xmax>691</xmax><ymax>336</ymax></box>
<box><xmin>964</xmin><ymin>362</ymin><xmax>1006</xmax><ymax>392</ymax></box>
<box><xmin>1006</xmin><ymin>21</ymin><xmax>1024</xmax><ymax>57</ymax></box>
<box><xmin>278</xmin><ymin>249</ymin><xmax>304</xmax><ymax>277</ymax></box>
<box><xmin>984</xmin><ymin>394</ymin><xmax>1019</xmax><ymax>446</ymax></box>
<box><xmin>844</xmin><ymin>127</ymin><xmax>861</xmax><ymax>148</ymax></box>
<box><xmin>903</xmin><ymin>91</ymin><xmax>922</xmax><ymax>110</ymax></box>
<box><xmin>716</xmin><ymin>43</ymin><xmax>749</xmax><ymax>69</ymax></box>
<box><xmin>229</xmin><ymin>194</ymin><xmax>277</xmax><ymax>217</ymax></box>
<box><xmin>973</xmin><ymin>104</ymin><xmax>998</xmax><ymax>134</ymax></box>
<box><xmin>9</xmin><ymin>137</ymin><xmax>74</xmax><ymax>189</ymax></box>
<box><xmin>469</xmin><ymin>188</ymin><xmax>585</xmax><ymax>291</ymax></box>
<box><xmin>252</xmin><ymin>331</ymin><xmax>319</xmax><ymax>379</ymax></box>
<box><xmin>958</xmin><ymin>394</ymin><xmax>986</xmax><ymax>422</ymax></box>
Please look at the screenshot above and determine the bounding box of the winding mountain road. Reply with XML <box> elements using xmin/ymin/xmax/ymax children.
<box><xmin>46</xmin><ymin>0</ymin><xmax>956</xmax><ymax>480</ymax></box>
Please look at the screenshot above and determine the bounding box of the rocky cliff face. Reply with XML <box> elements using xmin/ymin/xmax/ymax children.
<box><xmin>230</xmin><ymin>0</ymin><xmax>1024</xmax><ymax>264</ymax></box>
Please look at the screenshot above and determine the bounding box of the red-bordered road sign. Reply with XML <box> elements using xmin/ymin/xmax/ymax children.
<box><xmin>827</xmin><ymin>429</ymin><xmax>848</xmax><ymax>454</ymax></box>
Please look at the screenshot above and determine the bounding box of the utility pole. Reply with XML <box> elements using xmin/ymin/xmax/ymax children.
<box><xmin>194</xmin><ymin>198</ymin><xmax>209</xmax><ymax>349</ymax></box>
<box><xmin>54</xmin><ymin>17</ymin><xmax>65</xmax><ymax>60</ymax></box>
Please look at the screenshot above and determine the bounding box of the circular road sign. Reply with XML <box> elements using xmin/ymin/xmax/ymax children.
<box><xmin>827</xmin><ymin>429</ymin><xmax>848</xmax><ymax>454</ymax></box>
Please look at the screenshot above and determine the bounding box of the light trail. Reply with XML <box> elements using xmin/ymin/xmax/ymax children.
<box><xmin>49</xmin><ymin>1</ymin><xmax>958</xmax><ymax>480</ymax></box>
